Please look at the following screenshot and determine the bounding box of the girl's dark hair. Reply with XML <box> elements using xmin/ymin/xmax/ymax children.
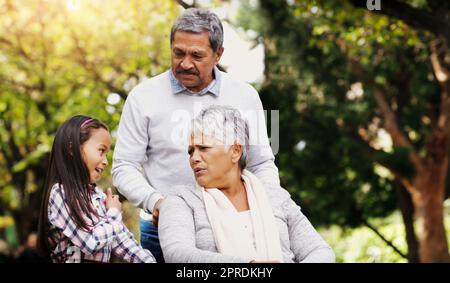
<box><xmin>37</xmin><ymin>115</ymin><xmax>108</xmax><ymax>259</ymax></box>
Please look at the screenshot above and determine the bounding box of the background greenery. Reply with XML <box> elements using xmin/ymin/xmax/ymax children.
<box><xmin>0</xmin><ymin>0</ymin><xmax>449</xmax><ymax>262</ymax></box>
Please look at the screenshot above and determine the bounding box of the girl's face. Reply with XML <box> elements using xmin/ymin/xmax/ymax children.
<box><xmin>80</xmin><ymin>128</ymin><xmax>112</xmax><ymax>183</ymax></box>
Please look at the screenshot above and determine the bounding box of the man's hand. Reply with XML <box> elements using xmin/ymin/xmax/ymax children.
<box><xmin>152</xmin><ymin>198</ymin><xmax>164</xmax><ymax>226</ymax></box>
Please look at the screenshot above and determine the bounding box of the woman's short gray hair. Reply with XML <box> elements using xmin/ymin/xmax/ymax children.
<box><xmin>192</xmin><ymin>105</ymin><xmax>249</xmax><ymax>170</ymax></box>
<box><xmin>170</xmin><ymin>8</ymin><xmax>224</xmax><ymax>52</ymax></box>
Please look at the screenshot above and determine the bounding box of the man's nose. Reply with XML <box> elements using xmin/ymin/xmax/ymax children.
<box><xmin>180</xmin><ymin>56</ymin><xmax>194</xmax><ymax>70</ymax></box>
<box><xmin>102</xmin><ymin>157</ymin><xmax>108</xmax><ymax>166</ymax></box>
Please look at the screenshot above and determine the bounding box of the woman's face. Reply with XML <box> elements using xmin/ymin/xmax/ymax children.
<box><xmin>188</xmin><ymin>132</ymin><xmax>239</xmax><ymax>188</ymax></box>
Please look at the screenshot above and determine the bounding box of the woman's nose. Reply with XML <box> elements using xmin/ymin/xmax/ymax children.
<box><xmin>190</xmin><ymin>150</ymin><xmax>201</xmax><ymax>163</ymax></box>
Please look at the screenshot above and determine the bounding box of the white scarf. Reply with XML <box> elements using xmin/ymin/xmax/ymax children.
<box><xmin>200</xmin><ymin>169</ymin><xmax>283</xmax><ymax>262</ymax></box>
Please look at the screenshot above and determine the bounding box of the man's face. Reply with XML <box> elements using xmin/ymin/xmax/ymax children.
<box><xmin>171</xmin><ymin>31</ymin><xmax>224</xmax><ymax>93</ymax></box>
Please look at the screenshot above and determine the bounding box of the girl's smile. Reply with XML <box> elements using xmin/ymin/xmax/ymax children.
<box><xmin>81</xmin><ymin>128</ymin><xmax>112</xmax><ymax>183</ymax></box>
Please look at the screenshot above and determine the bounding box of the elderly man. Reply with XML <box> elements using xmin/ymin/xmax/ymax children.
<box><xmin>112</xmin><ymin>8</ymin><xmax>280</xmax><ymax>263</ymax></box>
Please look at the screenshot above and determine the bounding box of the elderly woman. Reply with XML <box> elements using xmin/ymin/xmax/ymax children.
<box><xmin>158</xmin><ymin>105</ymin><xmax>335</xmax><ymax>263</ymax></box>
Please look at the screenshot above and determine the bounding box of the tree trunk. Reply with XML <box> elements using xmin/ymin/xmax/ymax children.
<box><xmin>9</xmin><ymin>171</ymin><xmax>27</xmax><ymax>244</ymax></box>
<box><xmin>396</xmin><ymin>181</ymin><xmax>420</xmax><ymax>262</ymax></box>
<box><xmin>10</xmin><ymin>168</ymin><xmax>44</xmax><ymax>245</ymax></box>
<box><xmin>410</xmin><ymin>154</ymin><xmax>450</xmax><ymax>262</ymax></box>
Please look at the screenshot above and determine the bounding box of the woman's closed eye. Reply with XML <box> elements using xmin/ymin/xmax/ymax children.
<box><xmin>188</xmin><ymin>146</ymin><xmax>209</xmax><ymax>155</ymax></box>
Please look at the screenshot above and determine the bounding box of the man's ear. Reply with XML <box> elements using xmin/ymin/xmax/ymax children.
<box><xmin>231</xmin><ymin>143</ymin><xmax>242</xmax><ymax>164</ymax></box>
<box><xmin>215</xmin><ymin>47</ymin><xmax>224</xmax><ymax>64</ymax></box>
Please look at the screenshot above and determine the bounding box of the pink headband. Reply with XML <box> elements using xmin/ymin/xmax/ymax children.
<box><xmin>80</xmin><ymin>118</ymin><xmax>94</xmax><ymax>128</ymax></box>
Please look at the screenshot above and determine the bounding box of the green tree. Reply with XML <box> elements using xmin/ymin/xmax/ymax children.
<box><xmin>237</xmin><ymin>0</ymin><xmax>450</xmax><ymax>262</ymax></box>
<box><xmin>0</xmin><ymin>0</ymin><xmax>181</xmax><ymax>243</ymax></box>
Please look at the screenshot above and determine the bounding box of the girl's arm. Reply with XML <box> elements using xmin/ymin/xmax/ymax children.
<box><xmin>48</xmin><ymin>185</ymin><xmax>124</xmax><ymax>255</ymax></box>
<box><xmin>111</xmin><ymin>226</ymin><xmax>156</xmax><ymax>263</ymax></box>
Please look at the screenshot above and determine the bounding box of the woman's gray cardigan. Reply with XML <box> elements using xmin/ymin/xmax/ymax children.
<box><xmin>158</xmin><ymin>184</ymin><xmax>335</xmax><ymax>263</ymax></box>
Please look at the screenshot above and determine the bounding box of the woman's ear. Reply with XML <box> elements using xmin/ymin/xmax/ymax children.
<box><xmin>230</xmin><ymin>144</ymin><xmax>243</xmax><ymax>164</ymax></box>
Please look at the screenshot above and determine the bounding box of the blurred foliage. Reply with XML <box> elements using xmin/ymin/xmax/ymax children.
<box><xmin>1</xmin><ymin>0</ymin><xmax>449</xmax><ymax>262</ymax></box>
<box><xmin>0</xmin><ymin>0</ymin><xmax>182</xmax><ymax>243</ymax></box>
<box><xmin>321</xmin><ymin>221</ymin><xmax>408</xmax><ymax>263</ymax></box>
<box><xmin>321</xmin><ymin>202</ymin><xmax>450</xmax><ymax>262</ymax></box>
<box><xmin>0</xmin><ymin>215</ymin><xmax>14</xmax><ymax>229</ymax></box>
<box><xmin>235</xmin><ymin>0</ymin><xmax>448</xmax><ymax>229</ymax></box>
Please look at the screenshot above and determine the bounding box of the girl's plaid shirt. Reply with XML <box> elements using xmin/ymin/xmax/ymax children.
<box><xmin>47</xmin><ymin>184</ymin><xmax>156</xmax><ymax>263</ymax></box>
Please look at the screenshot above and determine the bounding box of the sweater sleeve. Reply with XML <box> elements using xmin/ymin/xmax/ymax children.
<box><xmin>158</xmin><ymin>196</ymin><xmax>250</xmax><ymax>263</ymax></box>
<box><xmin>243</xmin><ymin>84</ymin><xmax>281</xmax><ymax>187</ymax></box>
<box><xmin>111</xmin><ymin>90</ymin><xmax>163</xmax><ymax>214</ymax></box>
<box><xmin>283</xmin><ymin>198</ymin><xmax>336</xmax><ymax>263</ymax></box>
<box><xmin>111</xmin><ymin>225</ymin><xmax>156</xmax><ymax>263</ymax></box>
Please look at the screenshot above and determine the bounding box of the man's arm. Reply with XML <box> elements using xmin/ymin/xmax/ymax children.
<box><xmin>245</xmin><ymin>86</ymin><xmax>281</xmax><ymax>186</ymax></box>
<box><xmin>112</xmin><ymin>90</ymin><xmax>163</xmax><ymax>214</ymax></box>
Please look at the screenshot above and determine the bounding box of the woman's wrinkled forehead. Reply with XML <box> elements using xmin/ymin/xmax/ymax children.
<box><xmin>190</xmin><ymin>120</ymin><xmax>238</xmax><ymax>144</ymax></box>
<box><xmin>189</xmin><ymin>131</ymin><xmax>226</xmax><ymax>146</ymax></box>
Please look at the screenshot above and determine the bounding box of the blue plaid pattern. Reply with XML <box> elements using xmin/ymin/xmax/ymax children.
<box><xmin>47</xmin><ymin>184</ymin><xmax>155</xmax><ymax>263</ymax></box>
<box><xmin>169</xmin><ymin>66</ymin><xmax>222</xmax><ymax>96</ymax></box>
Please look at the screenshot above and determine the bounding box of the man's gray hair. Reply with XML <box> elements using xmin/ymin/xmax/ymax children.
<box><xmin>170</xmin><ymin>8</ymin><xmax>224</xmax><ymax>52</ymax></box>
<box><xmin>192</xmin><ymin>105</ymin><xmax>249</xmax><ymax>170</ymax></box>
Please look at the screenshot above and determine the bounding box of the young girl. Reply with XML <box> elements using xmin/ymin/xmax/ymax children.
<box><xmin>37</xmin><ymin>115</ymin><xmax>155</xmax><ymax>263</ymax></box>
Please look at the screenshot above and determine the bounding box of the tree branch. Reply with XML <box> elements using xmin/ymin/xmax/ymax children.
<box><xmin>430</xmin><ymin>39</ymin><xmax>450</xmax><ymax>135</ymax></box>
<box><xmin>69</xmin><ymin>29</ymin><xmax>128</xmax><ymax>100</ymax></box>
<box><xmin>337</xmin><ymin>36</ymin><xmax>424</xmax><ymax>175</ymax></box>
<box><xmin>174</xmin><ymin>0</ymin><xmax>196</xmax><ymax>9</ymax></box>
<box><xmin>2</xmin><ymin>107</ymin><xmax>24</xmax><ymax>169</ymax></box>
<box><xmin>426</xmin><ymin>0</ymin><xmax>450</xmax><ymax>12</ymax></box>
<box><xmin>371</xmin><ymin>86</ymin><xmax>424</xmax><ymax>171</ymax></box>
<box><xmin>0</xmin><ymin>76</ymin><xmax>51</xmax><ymax>121</ymax></box>
<box><xmin>0</xmin><ymin>36</ymin><xmax>13</xmax><ymax>47</ymax></box>
<box><xmin>371</xmin><ymin>87</ymin><xmax>407</xmax><ymax>148</ymax></box>
<box><xmin>430</xmin><ymin>40</ymin><xmax>450</xmax><ymax>86</ymax></box>
<box><xmin>351</xmin><ymin>124</ymin><xmax>417</xmax><ymax>195</ymax></box>
<box><xmin>0</xmin><ymin>135</ymin><xmax>14</xmax><ymax>169</ymax></box>
<box><xmin>362</xmin><ymin>218</ymin><xmax>408</xmax><ymax>260</ymax></box>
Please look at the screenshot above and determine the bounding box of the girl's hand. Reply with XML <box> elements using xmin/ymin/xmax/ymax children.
<box><xmin>105</xmin><ymin>187</ymin><xmax>122</xmax><ymax>212</ymax></box>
